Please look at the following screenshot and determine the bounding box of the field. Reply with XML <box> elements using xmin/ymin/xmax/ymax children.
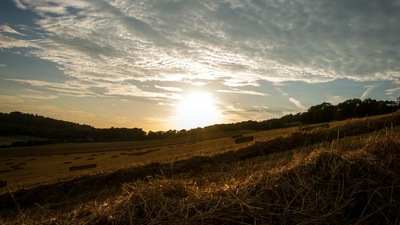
<box><xmin>1</xmin><ymin>112</ymin><xmax>400</xmax><ymax>224</ymax></box>
<box><xmin>0</xmin><ymin>127</ymin><xmax>295</xmax><ymax>192</ymax></box>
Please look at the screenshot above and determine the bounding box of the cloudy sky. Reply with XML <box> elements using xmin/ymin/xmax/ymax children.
<box><xmin>0</xmin><ymin>0</ymin><xmax>399</xmax><ymax>131</ymax></box>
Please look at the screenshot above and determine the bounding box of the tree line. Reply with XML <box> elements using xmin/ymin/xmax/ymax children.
<box><xmin>0</xmin><ymin>98</ymin><xmax>399</xmax><ymax>145</ymax></box>
<box><xmin>0</xmin><ymin>112</ymin><xmax>146</xmax><ymax>142</ymax></box>
<box><xmin>142</xmin><ymin>98</ymin><xmax>400</xmax><ymax>138</ymax></box>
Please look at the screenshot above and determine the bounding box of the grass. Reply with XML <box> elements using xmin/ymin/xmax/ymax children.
<box><xmin>0</xmin><ymin>127</ymin><xmax>290</xmax><ymax>192</ymax></box>
<box><xmin>0</xmin><ymin>111</ymin><xmax>399</xmax><ymax>224</ymax></box>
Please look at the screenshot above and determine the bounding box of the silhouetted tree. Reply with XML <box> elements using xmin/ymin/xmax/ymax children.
<box><xmin>2</xmin><ymin>98</ymin><xmax>399</xmax><ymax>144</ymax></box>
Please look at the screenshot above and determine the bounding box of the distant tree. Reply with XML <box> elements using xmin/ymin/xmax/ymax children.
<box><xmin>2</xmin><ymin>97</ymin><xmax>399</xmax><ymax>143</ymax></box>
<box><xmin>333</xmin><ymin>99</ymin><xmax>359</xmax><ymax>120</ymax></box>
<box><xmin>362</xmin><ymin>98</ymin><xmax>379</xmax><ymax>116</ymax></box>
<box><xmin>301</xmin><ymin>102</ymin><xmax>334</xmax><ymax>124</ymax></box>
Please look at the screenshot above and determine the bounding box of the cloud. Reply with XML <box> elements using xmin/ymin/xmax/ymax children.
<box><xmin>275</xmin><ymin>87</ymin><xmax>288</xmax><ymax>96</ymax></box>
<box><xmin>386</xmin><ymin>87</ymin><xmax>400</xmax><ymax>96</ymax></box>
<box><xmin>289</xmin><ymin>97</ymin><xmax>307</xmax><ymax>110</ymax></box>
<box><xmin>12</xmin><ymin>0</ymin><xmax>27</xmax><ymax>10</ymax></box>
<box><xmin>217</xmin><ymin>88</ymin><xmax>267</xmax><ymax>96</ymax></box>
<box><xmin>2</xmin><ymin>0</ymin><xmax>399</xmax><ymax>101</ymax></box>
<box><xmin>360</xmin><ymin>84</ymin><xmax>378</xmax><ymax>99</ymax></box>
<box><xmin>222</xmin><ymin>77</ymin><xmax>261</xmax><ymax>87</ymax></box>
<box><xmin>17</xmin><ymin>94</ymin><xmax>58</xmax><ymax>100</ymax></box>
<box><xmin>154</xmin><ymin>85</ymin><xmax>183</xmax><ymax>92</ymax></box>
<box><xmin>4</xmin><ymin>78</ymin><xmax>181</xmax><ymax>100</ymax></box>
<box><xmin>4</xmin><ymin>78</ymin><xmax>97</xmax><ymax>97</ymax></box>
<box><xmin>0</xmin><ymin>25</ymin><xmax>25</xmax><ymax>36</ymax></box>
<box><xmin>190</xmin><ymin>81</ymin><xmax>207</xmax><ymax>86</ymax></box>
<box><xmin>0</xmin><ymin>95</ymin><xmax>25</xmax><ymax>104</ymax></box>
<box><xmin>0</xmin><ymin>35</ymin><xmax>36</xmax><ymax>49</ymax></box>
<box><xmin>104</xmin><ymin>83</ymin><xmax>181</xmax><ymax>99</ymax></box>
<box><xmin>327</xmin><ymin>96</ymin><xmax>345</xmax><ymax>105</ymax></box>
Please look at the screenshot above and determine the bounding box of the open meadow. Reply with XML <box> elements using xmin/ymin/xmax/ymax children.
<box><xmin>1</xmin><ymin>111</ymin><xmax>400</xmax><ymax>224</ymax></box>
<box><xmin>0</xmin><ymin>127</ymin><xmax>295</xmax><ymax>192</ymax></box>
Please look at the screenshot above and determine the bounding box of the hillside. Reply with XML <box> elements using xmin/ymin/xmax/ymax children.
<box><xmin>0</xmin><ymin>110</ymin><xmax>399</xmax><ymax>224</ymax></box>
<box><xmin>0</xmin><ymin>112</ymin><xmax>146</xmax><ymax>144</ymax></box>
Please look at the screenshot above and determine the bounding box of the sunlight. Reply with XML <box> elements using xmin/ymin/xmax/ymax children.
<box><xmin>175</xmin><ymin>92</ymin><xmax>222</xmax><ymax>129</ymax></box>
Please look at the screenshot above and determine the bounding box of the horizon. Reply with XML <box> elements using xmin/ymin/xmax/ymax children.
<box><xmin>2</xmin><ymin>96</ymin><xmax>399</xmax><ymax>133</ymax></box>
<box><xmin>1</xmin><ymin>0</ymin><xmax>399</xmax><ymax>131</ymax></box>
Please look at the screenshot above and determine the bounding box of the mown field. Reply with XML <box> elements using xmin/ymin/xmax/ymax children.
<box><xmin>0</xmin><ymin>127</ymin><xmax>295</xmax><ymax>192</ymax></box>
<box><xmin>1</xmin><ymin>111</ymin><xmax>400</xmax><ymax>224</ymax></box>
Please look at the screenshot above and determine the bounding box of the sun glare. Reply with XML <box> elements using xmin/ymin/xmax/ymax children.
<box><xmin>175</xmin><ymin>92</ymin><xmax>222</xmax><ymax>129</ymax></box>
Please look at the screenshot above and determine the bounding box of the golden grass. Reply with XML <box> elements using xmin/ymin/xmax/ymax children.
<box><xmin>4</xmin><ymin>131</ymin><xmax>398</xmax><ymax>224</ymax></box>
<box><xmin>0</xmin><ymin>127</ymin><xmax>292</xmax><ymax>192</ymax></box>
<box><xmin>0</xmin><ymin>111</ymin><xmax>399</xmax><ymax>224</ymax></box>
<box><xmin>64</xmin><ymin>133</ymin><xmax>399</xmax><ymax>225</ymax></box>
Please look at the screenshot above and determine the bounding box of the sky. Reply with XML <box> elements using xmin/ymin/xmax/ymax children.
<box><xmin>0</xmin><ymin>0</ymin><xmax>399</xmax><ymax>132</ymax></box>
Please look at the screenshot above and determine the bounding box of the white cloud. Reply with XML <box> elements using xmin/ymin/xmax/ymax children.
<box><xmin>4</xmin><ymin>78</ymin><xmax>96</xmax><ymax>97</ymax></box>
<box><xmin>327</xmin><ymin>96</ymin><xmax>345</xmax><ymax>105</ymax></box>
<box><xmin>154</xmin><ymin>85</ymin><xmax>183</xmax><ymax>92</ymax></box>
<box><xmin>12</xmin><ymin>0</ymin><xmax>27</xmax><ymax>10</ymax></box>
<box><xmin>217</xmin><ymin>88</ymin><xmax>267</xmax><ymax>96</ymax></box>
<box><xmin>0</xmin><ymin>35</ymin><xmax>36</xmax><ymax>49</ymax></box>
<box><xmin>0</xmin><ymin>25</ymin><xmax>25</xmax><ymax>36</ymax></box>
<box><xmin>35</xmin><ymin>5</ymin><xmax>68</xmax><ymax>15</ymax></box>
<box><xmin>386</xmin><ymin>87</ymin><xmax>400</xmax><ymax>96</ymax></box>
<box><xmin>104</xmin><ymin>83</ymin><xmax>181</xmax><ymax>99</ymax></box>
<box><xmin>191</xmin><ymin>81</ymin><xmax>207</xmax><ymax>86</ymax></box>
<box><xmin>17</xmin><ymin>94</ymin><xmax>58</xmax><ymax>100</ymax></box>
<box><xmin>289</xmin><ymin>97</ymin><xmax>307</xmax><ymax>110</ymax></box>
<box><xmin>5</xmin><ymin>78</ymin><xmax>181</xmax><ymax>100</ymax></box>
<box><xmin>2</xmin><ymin>0</ymin><xmax>399</xmax><ymax>102</ymax></box>
<box><xmin>222</xmin><ymin>78</ymin><xmax>261</xmax><ymax>87</ymax></box>
<box><xmin>360</xmin><ymin>84</ymin><xmax>378</xmax><ymax>99</ymax></box>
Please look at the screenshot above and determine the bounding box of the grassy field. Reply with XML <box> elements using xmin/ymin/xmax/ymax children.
<box><xmin>0</xmin><ymin>111</ymin><xmax>399</xmax><ymax>224</ymax></box>
<box><xmin>0</xmin><ymin>127</ymin><xmax>295</xmax><ymax>192</ymax></box>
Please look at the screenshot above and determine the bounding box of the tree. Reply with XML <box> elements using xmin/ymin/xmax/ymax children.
<box><xmin>334</xmin><ymin>99</ymin><xmax>361</xmax><ymax>120</ymax></box>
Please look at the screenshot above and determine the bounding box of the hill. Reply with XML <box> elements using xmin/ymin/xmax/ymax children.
<box><xmin>0</xmin><ymin>110</ymin><xmax>399</xmax><ymax>224</ymax></box>
<box><xmin>0</xmin><ymin>111</ymin><xmax>146</xmax><ymax>144</ymax></box>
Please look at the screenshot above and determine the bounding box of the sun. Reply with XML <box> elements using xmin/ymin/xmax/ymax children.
<box><xmin>175</xmin><ymin>92</ymin><xmax>222</xmax><ymax>129</ymax></box>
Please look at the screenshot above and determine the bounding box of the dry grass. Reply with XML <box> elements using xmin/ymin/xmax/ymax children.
<box><xmin>65</xmin><ymin>133</ymin><xmax>399</xmax><ymax>225</ymax></box>
<box><xmin>0</xmin><ymin>127</ymin><xmax>288</xmax><ymax>192</ymax></box>
<box><xmin>1</xmin><ymin>111</ymin><xmax>400</xmax><ymax>224</ymax></box>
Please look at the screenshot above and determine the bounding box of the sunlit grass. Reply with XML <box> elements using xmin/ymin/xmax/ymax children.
<box><xmin>1</xmin><ymin>111</ymin><xmax>399</xmax><ymax>224</ymax></box>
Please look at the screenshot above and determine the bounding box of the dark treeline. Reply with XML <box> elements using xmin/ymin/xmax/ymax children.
<box><xmin>0</xmin><ymin>98</ymin><xmax>399</xmax><ymax>145</ymax></box>
<box><xmin>0</xmin><ymin>112</ymin><xmax>146</xmax><ymax>143</ymax></box>
<box><xmin>159</xmin><ymin>98</ymin><xmax>400</xmax><ymax>137</ymax></box>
